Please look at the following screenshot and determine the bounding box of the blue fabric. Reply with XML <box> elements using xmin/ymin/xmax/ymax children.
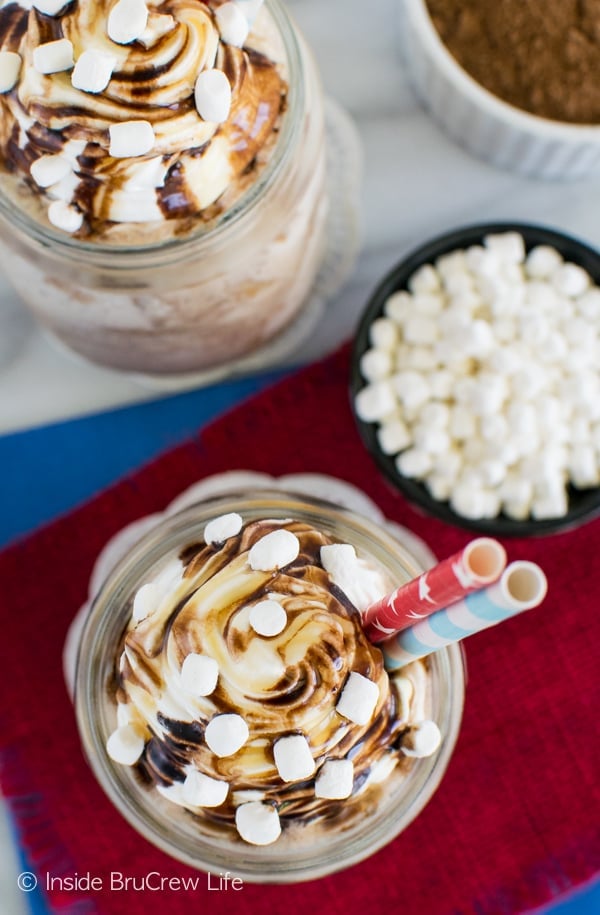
<box><xmin>2</xmin><ymin>375</ymin><xmax>598</xmax><ymax>915</ymax></box>
<box><xmin>0</xmin><ymin>370</ymin><xmax>284</xmax><ymax>549</ymax></box>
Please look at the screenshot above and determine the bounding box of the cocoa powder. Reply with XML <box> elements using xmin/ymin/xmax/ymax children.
<box><xmin>426</xmin><ymin>0</ymin><xmax>600</xmax><ymax>125</ymax></box>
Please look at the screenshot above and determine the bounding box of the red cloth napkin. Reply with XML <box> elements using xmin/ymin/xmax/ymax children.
<box><xmin>1</xmin><ymin>345</ymin><xmax>598</xmax><ymax>915</ymax></box>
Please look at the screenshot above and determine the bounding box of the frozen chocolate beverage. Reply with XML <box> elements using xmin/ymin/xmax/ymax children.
<box><xmin>0</xmin><ymin>0</ymin><xmax>327</xmax><ymax>373</ymax></box>
<box><xmin>75</xmin><ymin>493</ymin><xmax>464</xmax><ymax>881</ymax></box>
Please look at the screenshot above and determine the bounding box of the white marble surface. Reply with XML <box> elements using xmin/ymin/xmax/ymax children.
<box><xmin>1</xmin><ymin>1</ymin><xmax>600</xmax><ymax>911</ymax></box>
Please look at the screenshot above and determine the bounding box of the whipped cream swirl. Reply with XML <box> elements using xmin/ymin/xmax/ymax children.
<box><xmin>112</xmin><ymin>518</ymin><xmax>435</xmax><ymax>842</ymax></box>
<box><xmin>0</xmin><ymin>0</ymin><xmax>286</xmax><ymax>235</ymax></box>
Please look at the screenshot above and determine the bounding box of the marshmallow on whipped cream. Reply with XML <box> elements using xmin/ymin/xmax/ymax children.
<box><xmin>0</xmin><ymin>0</ymin><xmax>286</xmax><ymax>235</ymax></box>
<box><xmin>108</xmin><ymin>514</ymin><xmax>443</xmax><ymax>846</ymax></box>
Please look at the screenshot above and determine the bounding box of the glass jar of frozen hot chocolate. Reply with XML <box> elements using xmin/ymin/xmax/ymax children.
<box><xmin>0</xmin><ymin>0</ymin><xmax>327</xmax><ymax>374</ymax></box>
<box><xmin>75</xmin><ymin>491</ymin><xmax>465</xmax><ymax>882</ymax></box>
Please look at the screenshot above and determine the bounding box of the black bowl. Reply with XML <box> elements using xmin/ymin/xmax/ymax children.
<box><xmin>350</xmin><ymin>222</ymin><xmax>600</xmax><ymax>536</ymax></box>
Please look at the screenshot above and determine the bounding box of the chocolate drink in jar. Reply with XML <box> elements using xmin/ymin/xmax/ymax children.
<box><xmin>75</xmin><ymin>494</ymin><xmax>465</xmax><ymax>880</ymax></box>
<box><xmin>0</xmin><ymin>0</ymin><xmax>328</xmax><ymax>373</ymax></box>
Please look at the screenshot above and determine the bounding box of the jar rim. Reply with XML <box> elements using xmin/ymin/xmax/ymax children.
<box><xmin>0</xmin><ymin>0</ymin><xmax>304</xmax><ymax>266</ymax></box>
<box><xmin>74</xmin><ymin>491</ymin><xmax>466</xmax><ymax>882</ymax></box>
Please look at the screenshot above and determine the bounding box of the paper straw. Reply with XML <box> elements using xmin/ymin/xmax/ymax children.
<box><xmin>383</xmin><ymin>561</ymin><xmax>548</xmax><ymax>669</ymax></box>
<box><xmin>364</xmin><ymin>538</ymin><xmax>507</xmax><ymax>643</ymax></box>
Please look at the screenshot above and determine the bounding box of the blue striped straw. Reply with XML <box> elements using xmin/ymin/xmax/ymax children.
<box><xmin>383</xmin><ymin>561</ymin><xmax>547</xmax><ymax>670</ymax></box>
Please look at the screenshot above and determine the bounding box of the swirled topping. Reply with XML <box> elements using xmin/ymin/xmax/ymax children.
<box><xmin>0</xmin><ymin>0</ymin><xmax>286</xmax><ymax>238</ymax></box>
<box><xmin>109</xmin><ymin>517</ymin><xmax>440</xmax><ymax>845</ymax></box>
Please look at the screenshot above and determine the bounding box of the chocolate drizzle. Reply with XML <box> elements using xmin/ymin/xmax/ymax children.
<box><xmin>0</xmin><ymin>0</ymin><xmax>287</xmax><ymax>237</ymax></box>
<box><xmin>115</xmin><ymin>519</ymin><xmax>412</xmax><ymax>831</ymax></box>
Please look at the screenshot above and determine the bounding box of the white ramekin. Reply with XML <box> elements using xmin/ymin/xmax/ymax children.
<box><xmin>398</xmin><ymin>0</ymin><xmax>600</xmax><ymax>179</ymax></box>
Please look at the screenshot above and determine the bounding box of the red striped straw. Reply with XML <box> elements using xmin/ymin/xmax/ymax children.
<box><xmin>363</xmin><ymin>538</ymin><xmax>507</xmax><ymax>643</ymax></box>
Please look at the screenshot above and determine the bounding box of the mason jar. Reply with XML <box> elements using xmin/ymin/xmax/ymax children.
<box><xmin>0</xmin><ymin>0</ymin><xmax>327</xmax><ymax>374</ymax></box>
<box><xmin>74</xmin><ymin>491</ymin><xmax>465</xmax><ymax>882</ymax></box>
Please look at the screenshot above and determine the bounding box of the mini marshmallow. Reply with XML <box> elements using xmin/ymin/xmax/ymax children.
<box><xmin>507</xmin><ymin>402</ymin><xmax>537</xmax><ymax>438</ymax></box>
<box><xmin>401</xmin><ymin>720</ymin><xmax>441</xmax><ymax>758</ymax></box>
<box><xmin>384</xmin><ymin>290</ymin><xmax>412</xmax><ymax>324</ymax></box>
<box><xmin>355</xmin><ymin>380</ymin><xmax>396</xmax><ymax>422</ymax></box>
<box><xmin>116</xmin><ymin>702</ymin><xmax>133</xmax><ymax>727</ymax></box>
<box><xmin>406</xmin><ymin>347</ymin><xmax>439</xmax><ymax>373</ymax></box>
<box><xmin>235</xmin><ymin>802</ymin><xmax>281</xmax><ymax>846</ymax></box>
<box><xmin>396</xmin><ymin>447</ymin><xmax>432</xmax><ymax>480</ymax></box>
<box><xmin>435</xmin><ymin>249</ymin><xmax>468</xmax><ymax>280</ymax></box>
<box><xmin>273</xmin><ymin>734</ymin><xmax>315</xmax><ymax>782</ymax></box>
<box><xmin>502</xmin><ymin>499</ymin><xmax>532</xmax><ymax>520</ymax></box>
<box><xmin>181</xmin><ymin>654</ymin><xmax>219</xmax><ymax>696</ymax></box>
<box><xmin>315</xmin><ymin>759</ymin><xmax>354</xmax><ymax>799</ymax></box>
<box><xmin>577</xmin><ymin>289</ymin><xmax>600</xmax><ymax>320</ymax></box>
<box><xmin>465</xmin><ymin>245</ymin><xmax>501</xmax><ymax>278</ymax></box>
<box><xmin>486</xmin><ymin>344</ymin><xmax>521</xmax><ymax>375</ymax></box>
<box><xmin>248</xmin><ymin>529</ymin><xmax>300</xmax><ymax>571</ymax></box>
<box><xmin>377</xmin><ymin>417</ymin><xmax>411</xmax><ymax>455</ymax></box>
<box><xmin>47</xmin><ymin>170</ymin><xmax>80</xmax><ymax>203</ymax></box>
<box><xmin>108</xmin><ymin>0</ymin><xmax>149</xmax><ymax>45</ymax></box>
<box><xmin>132</xmin><ymin>581</ymin><xmax>161</xmax><ymax>622</ymax></box>
<box><xmin>429</xmin><ymin>369</ymin><xmax>454</xmax><ymax>400</ymax></box>
<box><xmin>236</xmin><ymin>0</ymin><xmax>265</xmax><ymax>24</ymax></box>
<box><xmin>32</xmin><ymin>0</ymin><xmax>68</xmax><ymax>12</ymax></box>
<box><xmin>72</xmin><ymin>49</ymin><xmax>116</xmax><ymax>93</ymax></box>
<box><xmin>359</xmin><ymin>347</ymin><xmax>393</xmax><ymax>382</ymax></box>
<box><xmin>215</xmin><ymin>2</ymin><xmax>250</xmax><ymax>46</ymax></box>
<box><xmin>413</xmin><ymin>425</ymin><xmax>451</xmax><ymax>456</ymax></box>
<box><xmin>449</xmin><ymin>405</ymin><xmax>476</xmax><ymax>441</ymax></box>
<box><xmin>478</xmin><ymin>458</ymin><xmax>507</xmax><ymax>488</ymax></box>
<box><xmin>525</xmin><ymin>245</ymin><xmax>563</xmax><ymax>279</ymax></box>
<box><xmin>538</xmin><ymin>330</ymin><xmax>568</xmax><ymax>363</ymax></box>
<box><xmin>47</xmin><ymin>200</ymin><xmax>83</xmax><ymax>233</ymax></box>
<box><xmin>569</xmin><ymin>446</ymin><xmax>600</xmax><ymax>488</ymax></box>
<box><xmin>484</xmin><ymin>231</ymin><xmax>526</xmax><ymax>264</ymax></box>
<box><xmin>369</xmin><ymin>316</ymin><xmax>399</xmax><ymax>350</ymax></box>
<box><xmin>421</xmin><ymin>402</ymin><xmax>450</xmax><ymax>429</ymax></box>
<box><xmin>408</xmin><ymin>263</ymin><xmax>441</xmax><ymax>294</ymax></box>
<box><xmin>106</xmin><ymin>725</ymin><xmax>145</xmax><ymax>765</ymax></box>
<box><xmin>425</xmin><ymin>473</ymin><xmax>453</xmax><ymax>501</ymax></box>
<box><xmin>204</xmin><ymin>512</ymin><xmax>243</xmax><ymax>544</ymax></box>
<box><xmin>0</xmin><ymin>51</ymin><xmax>21</xmax><ymax>93</ymax></box>
<box><xmin>531</xmin><ymin>489</ymin><xmax>568</xmax><ymax>520</ymax></box>
<box><xmin>433</xmin><ymin>447</ymin><xmax>463</xmax><ymax>481</ymax></box>
<box><xmin>551</xmin><ymin>263</ymin><xmax>591</xmax><ymax>299</ymax></box>
<box><xmin>182</xmin><ymin>769</ymin><xmax>228</xmax><ymax>807</ymax></box>
<box><xmin>194</xmin><ymin>68</ymin><xmax>232</xmax><ymax>123</ymax></box>
<box><xmin>391</xmin><ymin>371</ymin><xmax>430</xmax><ymax>410</ymax></box>
<box><xmin>320</xmin><ymin>543</ymin><xmax>358</xmax><ymax>594</ymax></box>
<box><xmin>205</xmin><ymin>714</ymin><xmax>249</xmax><ymax>757</ymax></box>
<box><xmin>463</xmin><ymin>319</ymin><xmax>494</xmax><ymax>356</ymax></box>
<box><xmin>444</xmin><ymin>270</ymin><xmax>475</xmax><ymax>297</ymax></box>
<box><xmin>30</xmin><ymin>154</ymin><xmax>71</xmax><ymax>188</ymax></box>
<box><xmin>524</xmin><ymin>280</ymin><xmax>561</xmax><ymax>312</ymax></box>
<box><xmin>492</xmin><ymin>317</ymin><xmax>517</xmax><ymax>343</ymax></box>
<box><xmin>403</xmin><ymin>315</ymin><xmax>438</xmax><ymax>345</ymax></box>
<box><xmin>109</xmin><ymin>120</ymin><xmax>155</xmax><ymax>158</ymax></box>
<box><xmin>336</xmin><ymin>672</ymin><xmax>379</xmax><ymax>726</ymax></box>
<box><xmin>449</xmin><ymin>483</ymin><xmax>489</xmax><ymax>520</ymax></box>
<box><xmin>479</xmin><ymin>413</ymin><xmax>509</xmax><ymax>442</ymax></box>
<box><xmin>33</xmin><ymin>39</ymin><xmax>74</xmax><ymax>74</ymax></box>
<box><xmin>249</xmin><ymin>599</ymin><xmax>287</xmax><ymax>637</ymax></box>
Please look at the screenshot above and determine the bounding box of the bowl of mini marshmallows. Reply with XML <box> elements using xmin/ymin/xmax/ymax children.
<box><xmin>351</xmin><ymin>223</ymin><xmax>600</xmax><ymax>535</ymax></box>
